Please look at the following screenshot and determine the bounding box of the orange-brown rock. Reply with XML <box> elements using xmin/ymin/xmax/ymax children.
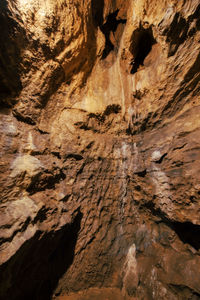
<box><xmin>0</xmin><ymin>0</ymin><xmax>200</xmax><ymax>299</ymax></box>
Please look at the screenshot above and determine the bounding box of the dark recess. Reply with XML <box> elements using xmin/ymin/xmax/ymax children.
<box><xmin>103</xmin><ymin>104</ymin><xmax>121</xmax><ymax>116</ymax></box>
<box><xmin>154</xmin><ymin>153</ymin><xmax>167</xmax><ymax>164</ymax></box>
<box><xmin>0</xmin><ymin>210</ymin><xmax>83</xmax><ymax>300</ymax></box>
<box><xmin>99</xmin><ymin>10</ymin><xmax>126</xmax><ymax>59</ymax></box>
<box><xmin>169</xmin><ymin>284</ymin><xmax>200</xmax><ymax>300</ymax></box>
<box><xmin>142</xmin><ymin>201</ymin><xmax>200</xmax><ymax>251</ymax></box>
<box><xmin>91</xmin><ymin>0</ymin><xmax>104</xmax><ymax>27</ymax></box>
<box><xmin>0</xmin><ymin>1</ymin><xmax>24</xmax><ymax>107</ymax></box>
<box><xmin>27</xmin><ymin>170</ymin><xmax>66</xmax><ymax>195</ymax></box>
<box><xmin>130</xmin><ymin>26</ymin><xmax>156</xmax><ymax>74</ymax></box>
<box><xmin>86</xmin><ymin>104</ymin><xmax>121</xmax><ymax>124</ymax></box>
<box><xmin>135</xmin><ymin>169</ymin><xmax>147</xmax><ymax>178</ymax></box>
<box><xmin>163</xmin><ymin>4</ymin><xmax>200</xmax><ymax>57</ymax></box>
<box><xmin>92</xmin><ymin>1</ymin><xmax>127</xmax><ymax>59</ymax></box>
<box><xmin>65</xmin><ymin>153</ymin><xmax>84</xmax><ymax>161</ymax></box>
<box><xmin>172</xmin><ymin>222</ymin><xmax>200</xmax><ymax>251</ymax></box>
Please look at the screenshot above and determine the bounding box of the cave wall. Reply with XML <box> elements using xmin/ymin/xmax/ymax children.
<box><xmin>0</xmin><ymin>0</ymin><xmax>200</xmax><ymax>299</ymax></box>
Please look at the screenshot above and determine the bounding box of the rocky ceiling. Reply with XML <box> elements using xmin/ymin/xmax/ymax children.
<box><xmin>0</xmin><ymin>0</ymin><xmax>200</xmax><ymax>299</ymax></box>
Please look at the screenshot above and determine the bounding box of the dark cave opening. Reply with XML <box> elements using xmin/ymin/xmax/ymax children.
<box><xmin>0</xmin><ymin>210</ymin><xmax>83</xmax><ymax>300</ymax></box>
<box><xmin>141</xmin><ymin>200</ymin><xmax>200</xmax><ymax>251</ymax></box>
<box><xmin>99</xmin><ymin>10</ymin><xmax>126</xmax><ymax>59</ymax></box>
<box><xmin>91</xmin><ymin>0</ymin><xmax>104</xmax><ymax>28</ymax></box>
<box><xmin>130</xmin><ymin>26</ymin><xmax>156</xmax><ymax>74</ymax></box>
<box><xmin>0</xmin><ymin>73</ymin><xmax>11</xmax><ymax>95</ymax></box>
<box><xmin>169</xmin><ymin>284</ymin><xmax>200</xmax><ymax>299</ymax></box>
<box><xmin>0</xmin><ymin>5</ymin><xmax>23</xmax><ymax>107</ymax></box>
<box><xmin>172</xmin><ymin>221</ymin><xmax>200</xmax><ymax>251</ymax></box>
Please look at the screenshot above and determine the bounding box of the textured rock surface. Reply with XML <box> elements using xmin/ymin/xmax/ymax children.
<box><xmin>0</xmin><ymin>0</ymin><xmax>200</xmax><ymax>299</ymax></box>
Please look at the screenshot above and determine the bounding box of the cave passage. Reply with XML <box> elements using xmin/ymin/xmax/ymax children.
<box><xmin>172</xmin><ymin>221</ymin><xmax>200</xmax><ymax>251</ymax></box>
<box><xmin>141</xmin><ymin>200</ymin><xmax>200</xmax><ymax>251</ymax></box>
<box><xmin>0</xmin><ymin>210</ymin><xmax>83</xmax><ymax>300</ymax></box>
<box><xmin>91</xmin><ymin>0</ymin><xmax>104</xmax><ymax>27</ymax></box>
<box><xmin>130</xmin><ymin>27</ymin><xmax>155</xmax><ymax>74</ymax></box>
<box><xmin>100</xmin><ymin>10</ymin><xmax>126</xmax><ymax>59</ymax></box>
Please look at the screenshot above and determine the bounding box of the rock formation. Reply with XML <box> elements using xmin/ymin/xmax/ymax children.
<box><xmin>0</xmin><ymin>0</ymin><xmax>200</xmax><ymax>299</ymax></box>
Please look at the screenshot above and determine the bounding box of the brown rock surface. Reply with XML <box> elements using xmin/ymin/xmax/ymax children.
<box><xmin>0</xmin><ymin>0</ymin><xmax>200</xmax><ymax>299</ymax></box>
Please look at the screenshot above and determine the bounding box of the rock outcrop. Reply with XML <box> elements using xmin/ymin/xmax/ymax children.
<box><xmin>0</xmin><ymin>0</ymin><xmax>200</xmax><ymax>299</ymax></box>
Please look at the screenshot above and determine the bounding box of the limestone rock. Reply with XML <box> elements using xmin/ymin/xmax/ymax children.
<box><xmin>0</xmin><ymin>0</ymin><xmax>200</xmax><ymax>299</ymax></box>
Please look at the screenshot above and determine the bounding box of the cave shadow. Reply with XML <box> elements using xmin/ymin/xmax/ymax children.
<box><xmin>91</xmin><ymin>0</ymin><xmax>104</xmax><ymax>28</ymax></box>
<box><xmin>92</xmin><ymin>1</ymin><xmax>127</xmax><ymax>60</ymax></box>
<box><xmin>172</xmin><ymin>221</ymin><xmax>200</xmax><ymax>251</ymax></box>
<box><xmin>0</xmin><ymin>0</ymin><xmax>24</xmax><ymax>108</ymax></box>
<box><xmin>100</xmin><ymin>10</ymin><xmax>126</xmax><ymax>59</ymax></box>
<box><xmin>142</xmin><ymin>201</ymin><xmax>200</xmax><ymax>251</ymax></box>
<box><xmin>0</xmin><ymin>210</ymin><xmax>83</xmax><ymax>300</ymax></box>
<box><xmin>130</xmin><ymin>26</ymin><xmax>156</xmax><ymax>74</ymax></box>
